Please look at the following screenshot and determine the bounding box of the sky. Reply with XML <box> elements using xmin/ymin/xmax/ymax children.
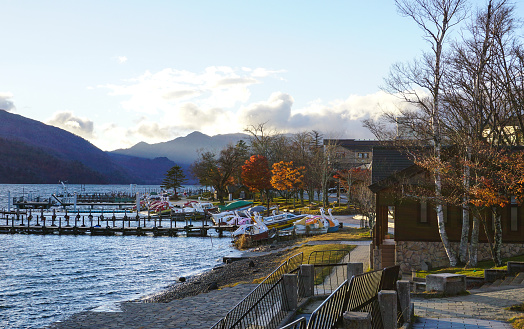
<box><xmin>1</xmin><ymin>0</ymin><xmax>523</xmax><ymax>151</ymax></box>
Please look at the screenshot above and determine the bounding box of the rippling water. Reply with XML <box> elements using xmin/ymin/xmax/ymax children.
<box><xmin>0</xmin><ymin>185</ymin><xmax>240</xmax><ymax>329</ymax></box>
<box><xmin>0</xmin><ymin>234</ymin><xmax>240</xmax><ymax>329</ymax></box>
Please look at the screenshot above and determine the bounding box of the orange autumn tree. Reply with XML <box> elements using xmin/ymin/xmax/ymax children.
<box><xmin>271</xmin><ymin>161</ymin><xmax>305</xmax><ymax>207</ymax></box>
<box><xmin>241</xmin><ymin>155</ymin><xmax>272</xmax><ymax>207</ymax></box>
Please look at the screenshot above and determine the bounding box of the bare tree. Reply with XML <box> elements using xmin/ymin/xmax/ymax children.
<box><xmin>369</xmin><ymin>0</ymin><xmax>468</xmax><ymax>266</ymax></box>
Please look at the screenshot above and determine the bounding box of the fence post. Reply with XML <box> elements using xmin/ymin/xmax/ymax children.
<box><xmin>342</xmin><ymin>312</ymin><xmax>372</xmax><ymax>329</ymax></box>
<box><xmin>373</xmin><ymin>248</ymin><xmax>382</xmax><ymax>270</ymax></box>
<box><xmin>283</xmin><ymin>274</ymin><xmax>298</xmax><ymax>311</ymax></box>
<box><xmin>378</xmin><ymin>290</ymin><xmax>397</xmax><ymax>329</ymax></box>
<box><xmin>396</xmin><ymin>280</ymin><xmax>411</xmax><ymax>322</ymax></box>
<box><xmin>347</xmin><ymin>262</ymin><xmax>363</xmax><ymax>280</ymax></box>
<box><xmin>299</xmin><ymin>264</ymin><xmax>314</xmax><ymax>298</ymax></box>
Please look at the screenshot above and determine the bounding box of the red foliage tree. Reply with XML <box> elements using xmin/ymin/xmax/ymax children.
<box><xmin>241</xmin><ymin>155</ymin><xmax>272</xmax><ymax>202</ymax></box>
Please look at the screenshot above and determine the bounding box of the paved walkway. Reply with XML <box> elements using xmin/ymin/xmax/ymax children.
<box><xmin>48</xmin><ymin>284</ymin><xmax>258</xmax><ymax>329</ymax></box>
<box><xmin>412</xmin><ymin>286</ymin><xmax>524</xmax><ymax>328</ymax></box>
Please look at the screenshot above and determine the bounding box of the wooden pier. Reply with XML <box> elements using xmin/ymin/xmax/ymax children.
<box><xmin>0</xmin><ymin>211</ymin><xmax>237</xmax><ymax>238</ymax></box>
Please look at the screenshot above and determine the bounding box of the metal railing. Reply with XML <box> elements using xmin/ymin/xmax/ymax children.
<box><xmin>307</xmin><ymin>249</ymin><xmax>350</xmax><ymax>296</ymax></box>
<box><xmin>345</xmin><ymin>269</ymin><xmax>384</xmax><ymax>329</ymax></box>
<box><xmin>307</xmin><ymin>279</ymin><xmax>349</xmax><ymax>329</ymax></box>
<box><xmin>211</xmin><ymin>253</ymin><xmax>303</xmax><ymax>329</ymax></box>
<box><xmin>289</xmin><ymin>265</ymin><xmax>401</xmax><ymax>329</ymax></box>
<box><xmin>279</xmin><ymin>317</ymin><xmax>306</xmax><ymax>329</ymax></box>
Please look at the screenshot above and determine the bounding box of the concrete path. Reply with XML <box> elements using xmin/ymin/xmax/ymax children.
<box><xmin>48</xmin><ymin>284</ymin><xmax>258</xmax><ymax>329</ymax></box>
<box><xmin>412</xmin><ymin>286</ymin><xmax>524</xmax><ymax>328</ymax></box>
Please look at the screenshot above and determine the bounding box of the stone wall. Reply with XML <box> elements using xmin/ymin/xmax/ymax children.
<box><xmin>395</xmin><ymin>241</ymin><xmax>524</xmax><ymax>273</ymax></box>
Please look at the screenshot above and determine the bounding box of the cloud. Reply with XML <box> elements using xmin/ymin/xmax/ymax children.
<box><xmin>126</xmin><ymin>122</ymin><xmax>176</xmax><ymax>140</ymax></box>
<box><xmin>47</xmin><ymin>112</ymin><xmax>95</xmax><ymax>139</ymax></box>
<box><xmin>117</xmin><ymin>56</ymin><xmax>127</xmax><ymax>64</ymax></box>
<box><xmin>0</xmin><ymin>92</ymin><xmax>15</xmax><ymax>112</ymax></box>
<box><xmin>238</xmin><ymin>91</ymin><xmax>406</xmax><ymax>139</ymax></box>
<box><xmin>239</xmin><ymin>92</ymin><xmax>294</xmax><ymax>127</ymax></box>
<box><xmin>99</xmin><ymin>66</ymin><xmax>283</xmax><ymax>115</ymax></box>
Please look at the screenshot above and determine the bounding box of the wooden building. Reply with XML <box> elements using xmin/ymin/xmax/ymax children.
<box><xmin>369</xmin><ymin>147</ymin><xmax>524</xmax><ymax>273</ymax></box>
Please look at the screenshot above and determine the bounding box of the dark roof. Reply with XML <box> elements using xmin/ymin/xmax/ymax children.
<box><xmin>369</xmin><ymin>147</ymin><xmax>418</xmax><ymax>192</ymax></box>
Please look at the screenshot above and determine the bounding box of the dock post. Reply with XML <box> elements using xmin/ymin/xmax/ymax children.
<box><xmin>20</xmin><ymin>214</ymin><xmax>24</xmax><ymax>226</ymax></box>
<box><xmin>36</xmin><ymin>214</ymin><xmax>40</xmax><ymax>226</ymax></box>
<box><xmin>136</xmin><ymin>214</ymin><xmax>140</xmax><ymax>228</ymax></box>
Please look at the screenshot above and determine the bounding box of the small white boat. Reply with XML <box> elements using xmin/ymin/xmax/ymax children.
<box><xmin>293</xmin><ymin>214</ymin><xmax>328</xmax><ymax>235</ymax></box>
<box><xmin>321</xmin><ymin>208</ymin><xmax>340</xmax><ymax>233</ymax></box>
<box><xmin>232</xmin><ymin>213</ymin><xmax>269</xmax><ymax>241</ymax></box>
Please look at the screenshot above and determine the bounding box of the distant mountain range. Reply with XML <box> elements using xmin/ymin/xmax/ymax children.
<box><xmin>111</xmin><ymin>131</ymin><xmax>249</xmax><ymax>166</ymax></box>
<box><xmin>0</xmin><ymin>110</ymin><xmax>248</xmax><ymax>184</ymax></box>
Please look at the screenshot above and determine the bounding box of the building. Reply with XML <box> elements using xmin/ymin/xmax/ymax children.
<box><xmin>369</xmin><ymin>146</ymin><xmax>524</xmax><ymax>273</ymax></box>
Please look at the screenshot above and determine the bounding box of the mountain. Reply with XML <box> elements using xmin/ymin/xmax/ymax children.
<box><xmin>0</xmin><ymin>110</ymin><xmax>174</xmax><ymax>184</ymax></box>
<box><xmin>0</xmin><ymin>137</ymin><xmax>108</xmax><ymax>184</ymax></box>
<box><xmin>106</xmin><ymin>154</ymin><xmax>175</xmax><ymax>185</ymax></box>
<box><xmin>111</xmin><ymin>131</ymin><xmax>250</xmax><ymax>166</ymax></box>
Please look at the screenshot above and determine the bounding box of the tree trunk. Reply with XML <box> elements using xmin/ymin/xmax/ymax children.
<box><xmin>467</xmin><ymin>216</ymin><xmax>479</xmax><ymax>267</ymax></box>
<box><xmin>459</xmin><ymin>150</ymin><xmax>471</xmax><ymax>264</ymax></box>
<box><xmin>493</xmin><ymin>210</ymin><xmax>503</xmax><ymax>266</ymax></box>
<box><xmin>436</xmin><ymin>169</ymin><xmax>458</xmax><ymax>266</ymax></box>
<box><xmin>459</xmin><ymin>203</ymin><xmax>470</xmax><ymax>264</ymax></box>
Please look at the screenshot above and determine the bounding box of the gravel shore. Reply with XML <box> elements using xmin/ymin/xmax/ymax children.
<box><xmin>141</xmin><ymin>247</ymin><xmax>291</xmax><ymax>303</ymax></box>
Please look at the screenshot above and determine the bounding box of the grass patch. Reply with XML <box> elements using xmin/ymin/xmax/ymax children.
<box><xmin>412</xmin><ymin>290</ymin><xmax>470</xmax><ymax>299</ymax></box>
<box><xmin>414</xmin><ymin>253</ymin><xmax>524</xmax><ymax>278</ymax></box>
<box><xmin>297</xmin><ymin>227</ymin><xmax>371</xmax><ymax>242</ymax></box>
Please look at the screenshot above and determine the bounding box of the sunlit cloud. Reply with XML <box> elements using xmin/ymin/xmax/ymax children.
<box><xmin>47</xmin><ymin>111</ymin><xmax>95</xmax><ymax>139</ymax></box>
<box><xmin>238</xmin><ymin>91</ymin><xmax>406</xmax><ymax>139</ymax></box>
<box><xmin>99</xmin><ymin>66</ymin><xmax>283</xmax><ymax>116</ymax></box>
<box><xmin>117</xmin><ymin>56</ymin><xmax>128</xmax><ymax>64</ymax></box>
<box><xmin>0</xmin><ymin>92</ymin><xmax>15</xmax><ymax>112</ymax></box>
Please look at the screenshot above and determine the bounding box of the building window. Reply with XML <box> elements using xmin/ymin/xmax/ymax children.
<box><xmin>357</xmin><ymin>152</ymin><xmax>369</xmax><ymax>159</ymax></box>
<box><xmin>335</xmin><ymin>152</ymin><xmax>346</xmax><ymax>159</ymax></box>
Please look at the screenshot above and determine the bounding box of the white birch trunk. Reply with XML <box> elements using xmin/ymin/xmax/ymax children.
<box><xmin>467</xmin><ymin>216</ymin><xmax>479</xmax><ymax>267</ymax></box>
<box><xmin>435</xmin><ymin>166</ymin><xmax>457</xmax><ymax>266</ymax></box>
<box><xmin>459</xmin><ymin>156</ymin><xmax>471</xmax><ymax>264</ymax></box>
<box><xmin>493</xmin><ymin>211</ymin><xmax>503</xmax><ymax>266</ymax></box>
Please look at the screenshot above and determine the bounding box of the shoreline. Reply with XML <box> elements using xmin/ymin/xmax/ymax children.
<box><xmin>140</xmin><ymin>246</ymin><xmax>290</xmax><ymax>303</ymax></box>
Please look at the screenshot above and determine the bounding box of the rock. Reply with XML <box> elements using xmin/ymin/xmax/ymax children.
<box><xmin>208</xmin><ymin>282</ymin><xmax>219</xmax><ymax>291</ymax></box>
<box><xmin>248</xmin><ymin>260</ymin><xmax>255</xmax><ymax>267</ymax></box>
<box><xmin>178</xmin><ymin>277</ymin><xmax>186</xmax><ymax>282</ymax></box>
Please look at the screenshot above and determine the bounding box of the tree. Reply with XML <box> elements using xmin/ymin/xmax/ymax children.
<box><xmin>242</xmin><ymin>155</ymin><xmax>272</xmax><ymax>214</ymax></box>
<box><xmin>190</xmin><ymin>142</ymin><xmax>248</xmax><ymax>204</ymax></box>
<box><xmin>162</xmin><ymin>165</ymin><xmax>187</xmax><ymax>196</ymax></box>
<box><xmin>365</xmin><ymin>0</ymin><xmax>468</xmax><ymax>267</ymax></box>
<box><xmin>271</xmin><ymin>161</ymin><xmax>305</xmax><ymax>207</ymax></box>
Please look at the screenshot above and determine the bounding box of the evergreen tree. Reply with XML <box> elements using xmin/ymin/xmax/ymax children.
<box><xmin>162</xmin><ymin>165</ymin><xmax>187</xmax><ymax>195</ymax></box>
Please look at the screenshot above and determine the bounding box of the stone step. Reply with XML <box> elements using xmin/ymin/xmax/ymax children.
<box><xmin>501</xmin><ymin>276</ymin><xmax>515</xmax><ymax>286</ymax></box>
<box><xmin>490</xmin><ymin>279</ymin><xmax>503</xmax><ymax>287</ymax></box>
<box><xmin>513</xmin><ymin>272</ymin><xmax>524</xmax><ymax>285</ymax></box>
<box><xmin>479</xmin><ymin>283</ymin><xmax>491</xmax><ymax>290</ymax></box>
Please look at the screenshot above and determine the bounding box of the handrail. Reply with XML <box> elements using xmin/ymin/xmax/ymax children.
<box><xmin>279</xmin><ymin>317</ymin><xmax>307</xmax><ymax>329</ymax></box>
<box><xmin>211</xmin><ymin>252</ymin><xmax>303</xmax><ymax>329</ymax></box>
<box><xmin>307</xmin><ymin>279</ymin><xmax>349</xmax><ymax>329</ymax></box>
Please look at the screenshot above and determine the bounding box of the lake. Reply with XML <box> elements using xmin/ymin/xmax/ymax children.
<box><xmin>0</xmin><ymin>184</ymin><xmax>240</xmax><ymax>329</ymax></box>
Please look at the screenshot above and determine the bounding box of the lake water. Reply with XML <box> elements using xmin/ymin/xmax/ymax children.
<box><xmin>0</xmin><ymin>184</ymin><xmax>241</xmax><ymax>329</ymax></box>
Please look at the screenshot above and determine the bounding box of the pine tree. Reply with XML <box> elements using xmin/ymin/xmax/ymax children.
<box><xmin>162</xmin><ymin>165</ymin><xmax>187</xmax><ymax>196</ymax></box>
